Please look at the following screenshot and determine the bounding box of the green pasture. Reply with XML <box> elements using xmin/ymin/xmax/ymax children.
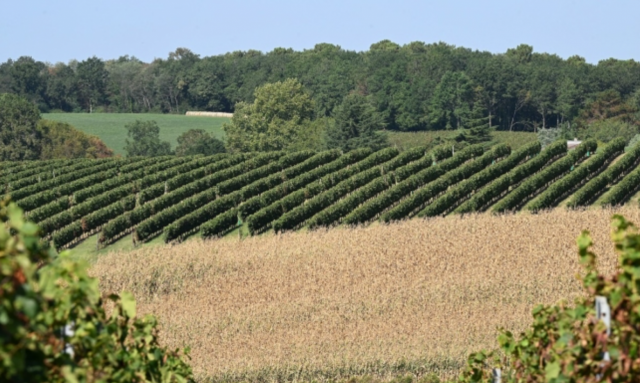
<box><xmin>42</xmin><ymin>113</ymin><xmax>230</xmax><ymax>155</ymax></box>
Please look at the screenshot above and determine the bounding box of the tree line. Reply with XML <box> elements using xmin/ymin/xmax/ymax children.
<box><xmin>2</xmin><ymin>41</ymin><xmax>640</xmax><ymax>132</ymax></box>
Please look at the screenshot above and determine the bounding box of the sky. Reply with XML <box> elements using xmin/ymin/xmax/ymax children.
<box><xmin>1</xmin><ymin>0</ymin><xmax>638</xmax><ymax>65</ymax></box>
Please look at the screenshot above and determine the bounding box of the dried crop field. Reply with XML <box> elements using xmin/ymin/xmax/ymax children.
<box><xmin>91</xmin><ymin>207</ymin><xmax>638</xmax><ymax>383</ymax></box>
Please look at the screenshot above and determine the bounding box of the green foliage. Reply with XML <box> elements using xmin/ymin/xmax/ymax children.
<box><xmin>8</xmin><ymin>159</ymin><xmax>122</xmax><ymax>202</ymax></box>
<box><xmin>133</xmin><ymin>153</ymin><xmax>283</xmax><ymax>243</ymax></box>
<box><xmin>305</xmin><ymin>147</ymin><xmax>427</xmax><ymax>229</ymax></box>
<box><xmin>37</xmin><ymin>119</ymin><xmax>113</xmax><ymax>159</ymax></box>
<box><xmin>536</xmin><ymin>128</ymin><xmax>561</xmax><ymax>148</ymax></box>
<box><xmin>272</xmin><ymin>148</ymin><xmax>400</xmax><ymax>232</ymax></box>
<box><xmin>569</xmin><ymin>141</ymin><xmax>640</xmax><ymax>207</ymax></box>
<box><xmin>455</xmin><ymin>215</ymin><xmax>640</xmax><ymax>383</ymax></box>
<box><xmin>382</xmin><ymin>145</ymin><xmax>510</xmax><ymax>222</ymax></box>
<box><xmin>456</xmin><ymin>140</ymin><xmax>565</xmax><ymax>213</ymax></box>
<box><xmin>200</xmin><ymin>208</ymin><xmax>239</xmax><ymax>238</ymax></box>
<box><xmin>528</xmin><ymin>138</ymin><xmax>626</xmax><ymax>212</ymax></box>
<box><xmin>4</xmin><ymin>43</ymin><xmax>640</xmax><ymax>136</ymax></box>
<box><xmin>581</xmin><ymin>119</ymin><xmax>639</xmax><ymax>144</ymax></box>
<box><xmin>0</xmin><ymin>198</ymin><xmax>194</xmax><ymax>382</ymax></box>
<box><xmin>100</xmin><ymin>155</ymin><xmax>247</xmax><ymax>245</ymax></box>
<box><xmin>600</xmin><ymin>165</ymin><xmax>640</xmax><ymax>207</ymax></box>
<box><xmin>162</xmin><ymin>151</ymin><xmax>316</xmax><ymax>242</ymax></box>
<box><xmin>175</xmin><ymin>128</ymin><xmax>225</xmax><ymax>156</ymax></box>
<box><xmin>427</xmin><ymin>71</ymin><xmax>474</xmax><ymax>130</ymax></box>
<box><xmin>243</xmin><ymin>149</ymin><xmax>373</xmax><ymax>234</ymax></box>
<box><xmin>421</xmin><ymin>142</ymin><xmax>540</xmax><ymax>218</ymax></box>
<box><xmin>457</xmin><ymin>103</ymin><xmax>492</xmax><ymax>144</ymax></box>
<box><xmin>0</xmin><ymin>93</ymin><xmax>42</xmax><ymax>161</ymax></box>
<box><xmin>224</xmin><ymin>79</ymin><xmax>315</xmax><ymax>152</ymax></box>
<box><xmin>123</xmin><ymin>120</ymin><xmax>172</xmax><ymax>157</ymax></box>
<box><xmin>492</xmin><ymin>139</ymin><xmax>598</xmax><ymax>213</ymax></box>
<box><xmin>342</xmin><ymin>145</ymin><xmax>479</xmax><ymax>226</ymax></box>
<box><xmin>325</xmin><ymin>93</ymin><xmax>389</xmax><ymax>152</ymax></box>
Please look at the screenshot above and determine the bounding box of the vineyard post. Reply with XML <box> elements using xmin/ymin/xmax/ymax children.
<box><xmin>61</xmin><ymin>322</ymin><xmax>75</xmax><ymax>356</ymax></box>
<box><xmin>595</xmin><ymin>296</ymin><xmax>611</xmax><ymax>363</ymax></box>
<box><xmin>492</xmin><ymin>368</ymin><xmax>501</xmax><ymax>383</ymax></box>
<box><xmin>595</xmin><ymin>296</ymin><xmax>611</xmax><ymax>381</ymax></box>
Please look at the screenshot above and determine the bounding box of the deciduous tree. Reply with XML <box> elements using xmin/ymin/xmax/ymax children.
<box><xmin>0</xmin><ymin>93</ymin><xmax>42</xmax><ymax>161</ymax></box>
<box><xmin>175</xmin><ymin>128</ymin><xmax>225</xmax><ymax>156</ymax></box>
<box><xmin>123</xmin><ymin>120</ymin><xmax>172</xmax><ymax>156</ymax></box>
<box><xmin>224</xmin><ymin>78</ymin><xmax>315</xmax><ymax>152</ymax></box>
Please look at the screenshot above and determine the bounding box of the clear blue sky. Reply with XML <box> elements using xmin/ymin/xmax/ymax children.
<box><xmin>1</xmin><ymin>0</ymin><xmax>638</xmax><ymax>64</ymax></box>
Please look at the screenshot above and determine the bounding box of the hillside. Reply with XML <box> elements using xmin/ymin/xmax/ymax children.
<box><xmin>90</xmin><ymin>207</ymin><xmax>635</xmax><ymax>382</ymax></box>
<box><xmin>2</xmin><ymin>136</ymin><xmax>640</xmax><ymax>253</ymax></box>
<box><xmin>42</xmin><ymin>113</ymin><xmax>229</xmax><ymax>155</ymax></box>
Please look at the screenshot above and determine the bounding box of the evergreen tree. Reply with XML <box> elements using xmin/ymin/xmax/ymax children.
<box><xmin>325</xmin><ymin>94</ymin><xmax>389</xmax><ymax>152</ymax></box>
<box><xmin>458</xmin><ymin>103</ymin><xmax>492</xmax><ymax>144</ymax></box>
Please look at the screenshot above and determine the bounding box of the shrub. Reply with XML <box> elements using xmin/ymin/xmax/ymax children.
<box><xmin>456</xmin><ymin>214</ymin><xmax>640</xmax><ymax>382</ymax></box>
<box><xmin>0</xmin><ymin>197</ymin><xmax>194</xmax><ymax>382</ymax></box>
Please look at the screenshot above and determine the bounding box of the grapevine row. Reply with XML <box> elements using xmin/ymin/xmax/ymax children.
<box><xmin>304</xmin><ymin>146</ymin><xmax>431</xmax><ymax>230</ymax></box>
<box><xmin>100</xmin><ymin>152</ymin><xmax>282</xmax><ymax>245</ymax></box>
<box><xmin>527</xmin><ymin>137</ymin><xmax>626</xmax><ymax>212</ymax></box>
<box><xmin>341</xmin><ymin>145</ymin><xmax>483</xmax><ymax>226</ymax></box>
<box><xmin>161</xmin><ymin>151</ymin><xmax>325</xmax><ymax>242</ymax></box>
<box><xmin>568</xmin><ymin>142</ymin><xmax>640</xmax><ymax>207</ymax></box>
<box><xmin>382</xmin><ymin>144</ymin><xmax>510</xmax><ymax>222</ymax></box>
<box><xmin>420</xmin><ymin>141</ymin><xmax>541</xmax><ymax>218</ymax></box>
<box><xmin>242</xmin><ymin>149</ymin><xmax>374</xmax><ymax>235</ymax></box>
<box><xmin>271</xmin><ymin>148</ymin><xmax>401</xmax><ymax>232</ymax></box>
<box><xmin>491</xmin><ymin>139</ymin><xmax>597</xmax><ymax>213</ymax></box>
<box><xmin>454</xmin><ymin>140</ymin><xmax>567</xmax><ymax>214</ymax></box>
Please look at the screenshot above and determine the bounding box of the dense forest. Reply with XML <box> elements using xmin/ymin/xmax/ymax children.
<box><xmin>2</xmin><ymin>41</ymin><xmax>640</xmax><ymax>132</ymax></box>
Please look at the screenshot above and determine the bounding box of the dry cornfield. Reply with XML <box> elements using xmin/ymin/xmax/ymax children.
<box><xmin>90</xmin><ymin>207</ymin><xmax>640</xmax><ymax>383</ymax></box>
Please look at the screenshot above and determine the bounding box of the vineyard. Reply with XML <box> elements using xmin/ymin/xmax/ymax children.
<box><xmin>2</xmin><ymin>137</ymin><xmax>640</xmax><ymax>251</ymax></box>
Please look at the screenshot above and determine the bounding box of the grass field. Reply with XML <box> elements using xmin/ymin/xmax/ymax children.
<box><xmin>90</xmin><ymin>206</ymin><xmax>634</xmax><ymax>382</ymax></box>
<box><xmin>42</xmin><ymin>113</ymin><xmax>229</xmax><ymax>155</ymax></box>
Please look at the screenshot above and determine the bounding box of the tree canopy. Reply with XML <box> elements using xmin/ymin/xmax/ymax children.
<box><xmin>2</xmin><ymin>42</ymin><xmax>640</xmax><ymax>134</ymax></box>
<box><xmin>37</xmin><ymin>119</ymin><xmax>114</xmax><ymax>159</ymax></box>
<box><xmin>223</xmin><ymin>79</ymin><xmax>316</xmax><ymax>152</ymax></box>
<box><xmin>0</xmin><ymin>93</ymin><xmax>42</xmax><ymax>161</ymax></box>
<box><xmin>123</xmin><ymin>120</ymin><xmax>172</xmax><ymax>157</ymax></box>
<box><xmin>325</xmin><ymin>93</ymin><xmax>389</xmax><ymax>152</ymax></box>
<box><xmin>175</xmin><ymin>128</ymin><xmax>225</xmax><ymax>156</ymax></box>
